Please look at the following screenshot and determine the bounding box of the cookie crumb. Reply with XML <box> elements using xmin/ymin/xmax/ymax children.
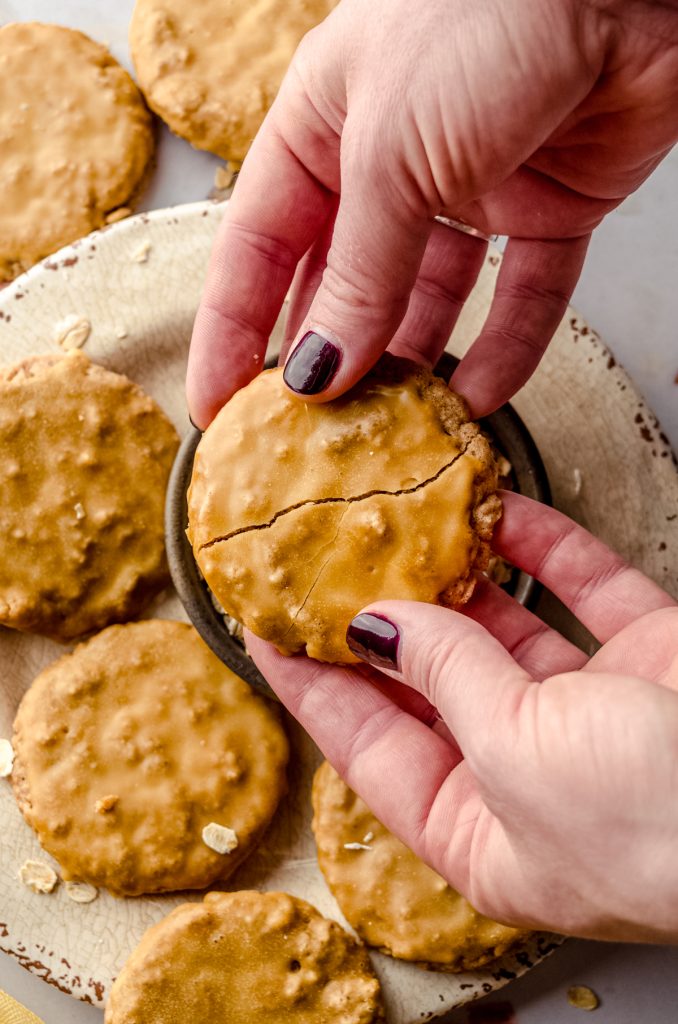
<box><xmin>19</xmin><ymin>859</ymin><xmax>58</xmax><ymax>894</ymax></box>
<box><xmin>214</xmin><ymin>162</ymin><xmax>238</xmax><ymax>191</ymax></box>
<box><xmin>115</xmin><ymin>325</ymin><xmax>128</xmax><ymax>339</ymax></box>
<box><xmin>95</xmin><ymin>794</ymin><xmax>119</xmax><ymax>814</ymax></box>
<box><xmin>202</xmin><ymin>822</ymin><xmax>239</xmax><ymax>854</ymax></box>
<box><xmin>65</xmin><ymin>881</ymin><xmax>98</xmax><ymax>904</ymax></box>
<box><xmin>0</xmin><ymin>738</ymin><xmax>14</xmax><ymax>777</ymax></box>
<box><xmin>54</xmin><ymin>314</ymin><xmax>91</xmax><ymax>351</ymax></box>
<box><xmin>106</xmin><ymin>207</ymin><xmax>132</xmax><ymax>224</ymax></box>
<box><xmin>74</xmin><ymin>502</ymin><xmax>86</xmax><ymax>521</ymax></box>
<box><xmin>343</xmin><ymin>841</ymin><xmax>373</xmax><ymax>851</ymax></box>
<box><xmin>362</xmin><ymin>832</ymin><xmax>374</xmax><ymax>843</ymax></box>
<box><xmin>131</xmin><ymin>239</ymin><xmax>151</xmax><ymax>263</ymax></box>
<box><xmin>567</xmin><ymin>985</ymin><xmax>599</xmax><ymax>1011</ymax></box>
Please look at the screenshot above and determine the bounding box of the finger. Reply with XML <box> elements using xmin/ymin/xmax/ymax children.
<box><xmin>386</xmin><ymin>223</ymin><xmax>487</xmax><ymax>367</ymax></box>
<box><xmin>187</xmin><ymin>77</ymin><xmax>337</xmax><ymax>428</ymax></box>
<box><xmin>245</xmin><ymin>630</ymin><xmax>473</xmax><ymax>860</ymax></box>
<box><xmin>345</xmin><ymin>601</ymin><xmax>533</xmax><ymax>774</ymax></box>
<box><xmin>283</xmin><ymin>217</ymin><xmax>488</xmax><ymax>373</ymax></box>
<box><xmin>451</xmin><ymin>234</ymin><xmax>590</xmax><ymax>416</ymax></box>
<box><xmin>495</xmin><ymin>491</ymin><xmax>676</xmax><ymax>643</ymax></box>
<box><xmin>281</xmin><ymin>202</ymin><xmax>338</xmax><ymax>362</ymax></box>
<box><xmin>280</xmin><ymin>114</ymin><xmax>433</xmax><ymax>401</ymax></box>
<box><xmin>465</xmin><ymin>575</ymin><xmax>588</xmax><ymax>678</ymax></box>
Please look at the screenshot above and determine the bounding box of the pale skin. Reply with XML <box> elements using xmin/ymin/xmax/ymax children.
<box><xmin>187</xmin><ymin>0</ymin><xmax>678</xmax><ymax>939</ymax></box>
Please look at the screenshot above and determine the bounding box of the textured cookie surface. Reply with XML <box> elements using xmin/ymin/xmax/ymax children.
<box><xmin>11</xmin><ymin>621</ymin><xmax>289</xmax><ymax>896</ymax></box>
<box><xmin>0</xmin><ymin>22</ymin><xmax>154</xmax><ymax>281</ymax></box>
<box><xmin>106</xmin><ymin>890</ymin><xmax>383</xmax><ymax>1023</ymax></box>
<box><xmin>188</xmin><ymin>357</ymin><xmax>500</xmax><ymax>662</ymax></box>
<box><xmin>312</xmin><ymin>762</ymin><xmax>528</xmax><ymax>971</ymax></box>
<box><xmin>0</xmin><ymin>352</ymin><xmax>178</xmax><ymax>641</ymax></box>
<box><xmin>130</xmin><ymin>0</ymin><xmax>337</xmax><ymax>162</ymax></box>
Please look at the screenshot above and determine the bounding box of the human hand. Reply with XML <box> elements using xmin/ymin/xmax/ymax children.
<box><xmin>187</xmin><ymin>0</ymin><xmax>678</xmax><ymax>427</ymax></box>
<box><xmin>246</xmin><ymin>491</ymin><xmax>678</xmax><ymax>941</ymax></box>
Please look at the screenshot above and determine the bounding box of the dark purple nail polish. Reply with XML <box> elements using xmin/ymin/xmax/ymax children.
<box><xmin>346</xmin><ymin>613</ymin><xmax>401</xmax><ymax>671</ymax></box>
<box><xmin>283</xmin><ymin>332</ymin><xmax>341</xmax><ymax>395</ymax></box>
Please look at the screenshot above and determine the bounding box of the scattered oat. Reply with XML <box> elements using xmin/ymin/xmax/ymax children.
<box><xmin>115</xmin><ymin>325</ymin><xmax>128</xmax><ymax>339</ymax></box>
<box><xmin>95</xmin><ymin>794</ymin><xmax>119</xmax><ymax>814</ymax></box>
<box><xmin>202</xmin><ymin>822</ymin><xmax>239</xmax><ymax>854</ymax></box>
<box><xmin>131</xmin><ymin>239</ymin><xmax>151</xmax><ymax>263</ymax></box>
<box><xmin>362</xmin><ymin>831</ymin><xmax>374</xmax><ymax>844</ymax></box>
<box><xmin>343</xmin><ymin>841</ymin><xmax>373</xmax><ymax>851</ymax></box>
<box><xmin>567</xmin><ymin>985</ymin><xmax>599</xmax><ymax>1011</ymax></box>
<box><xmin>54</xmin><ymin>314</ymin><xmax>91</xmax><ymax>351</ymax></box>
<box><xmin>74</xmin><ymin>502</ymin><xmax>86</xmax><ymax>521</ymax></box>
<box><xmin>573</xmin><ymin>467</ymin><xmax>583</xmax><ymax>496</ymax></box>
<box><xmin>0</xmin><ymin>738</ymin><xmax>14</xmax><ymax>777</ymax></box>
<box><xmin>105</xmin><ymin>207</ymin><xmax>132</xmax><ymax>225</ymax></box>
<box><xmin>19</xmin><ymin>859</ymin><xmax>58</xmax><ymax>894</ymax></box>
<box><xmin>65</xmin><ymin>881</ymin><xmax>98</xmax><ymax>904</ymax></box>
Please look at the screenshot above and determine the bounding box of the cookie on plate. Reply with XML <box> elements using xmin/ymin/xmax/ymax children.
<box><xmin>0</xmin><ymin>22</ymin><xmax>154</xmax><ymax>281</ymax></box>
<box><xmin>0</xmin><ymin>352</ymin><xmax>178</xmax><ymax>641</ymax></box>
<box><xmin>188</xmin><ymin>355</ymin><xmax>501</xmax><ymax>663</ymax></box>
<box><xmin>312</xmin><ymin>761</ymin><xmax>528</xmax><ymax>971</ymax></box>
<box><xmin>129</xmin><ymin>0</ymin><xmax>337</xmax><ymax>163</ymax></box>
<box><xmin>105</xmin><ymin>890</ymin><xmax>384</xmax><ymax>1023</ymax></box>
<box><xmin>11</xmin><ymin>620</ymin><xmax>289</xmax><ymax>896</ymax></box>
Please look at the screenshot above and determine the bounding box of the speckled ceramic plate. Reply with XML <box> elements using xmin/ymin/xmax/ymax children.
<box><xmin>0</xmin><ymin>202</ymin><xmax>676</xmax><ymax>1019</ymax></box>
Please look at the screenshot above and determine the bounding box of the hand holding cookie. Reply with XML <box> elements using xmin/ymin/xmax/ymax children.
<box><xmin>247</xmin><ymin>492</ymin><xmax>678</xmax><ymax>943</ymax></box>
<box><xmin>187</xmin><ymin>0</ymin><xmax>678</xmax><ymax>427</ymax></box>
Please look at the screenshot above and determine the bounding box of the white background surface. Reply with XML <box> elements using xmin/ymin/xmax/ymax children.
<box><xmin>0</xmin><ymin>1</ymin><xmax>677</xmax><ymax>1022</ymax></box>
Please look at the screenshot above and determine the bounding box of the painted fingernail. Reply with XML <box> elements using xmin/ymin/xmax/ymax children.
<box><xmin>346</xmin><ymin>613</ymin><xmax>401</xmax><ymax>671</ymax></box>
<box><xmin>283</xmin><ymin>331</ymin><xmax>341</xmax><ymax>395</ymax></box>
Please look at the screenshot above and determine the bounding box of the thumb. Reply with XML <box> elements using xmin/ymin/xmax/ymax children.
<box><xmin>346</xmin><ymin>599</ymin><xmax>534</xmax><ymax>772</ymax></box>
<box><xmin>282</xmin><ymin>130</ymin><xmax>432</xmax><ymax>400</ymax></box>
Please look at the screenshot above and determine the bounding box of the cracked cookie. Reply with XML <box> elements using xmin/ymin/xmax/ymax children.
<box><xmin>188</xmin><ymin>355</ymin><xmax>501</xmax><ymax>663</ymax></box>
<box><xmin>105</xmin><ymin>890</ymin><xmax>384</xmax><ymax>1024</ymax></box>
<box><xmin>312</xmin><ymin>761</ymin><xmax>528</xmax><ymax>971</ymax></box>
<box><xmin>0</xmin><ymin>352</ymin><xmax>178</xmax><ymax>641</ymax></box>
<box><xmin>11</xmin><ymin>620</ymin><xmax>289</xmax><ymax>896</ymax></box>
<box><xmin>129</xmin><ymin>0</ymin><xmax>337</xmax><ymax>164</ymax></box>
<box><xmin>0</xmin><ymin>22</ymin><xmax>154</xmax><ymax>281</ymax></box>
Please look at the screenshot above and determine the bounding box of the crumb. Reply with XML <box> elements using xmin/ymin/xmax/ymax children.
<box><xmin>573</xmin><ymin>467</ymin><xmax>583</xmax><ymax>496</ymax></box>
<box><xmin>202</xmin><ymin>822</ymin><xmax>239</xmax><ymax>854</ymax></box>
<box><xmin>95</xmin><ymin>794</ymin><xmax>119</xmax><ymax>814</ymax></box>
<box><xmin>343</xmin><ymin>841</ymin><xmax>373</xmax><ymax>851</ymax></box>
<box><xmin>0</xmin><ymin>738</ymin><xmax>14</xmax><ymax>777</ymax></box>
<box><xmin>567</xmin><ymin>985</ymin><xmax>600</xmax><ymax>1011</ymax></box>
<box><xmin>65</xmin><ymin>880</ymin><xmax>98</xmax><ymax>904</ymax></box>
<box><xmin>105</xmin><ymin>207</ymin><xmax>132</xmax><ymax>224</ymax></box>
<box><xmin>214</xmin><ymin>162</ymin><xmax>238</xmax><ymax>191</ymax></box>
<box><xmin>131</xmin><ymin>240</ymin><xmax>151</xmax><ymax>263</ymax></box>
<box><xmin>54</xmin><ymin>314</ymin><xmax>91</xmax><ymax>351</ymax></box>
<box><xmin>74</xmin><ymin>502</ymin><xmax>86</xmax><ymax>521</ymax></box>
<box><xmin>115</xmin><ymin>325</ymin><xmax>128</xmax><ymax>339</ymax></box>
<box><xmin>19</xmin><ymin>859</ymin><xmax>58</xmax><ymax>894</ymax></box>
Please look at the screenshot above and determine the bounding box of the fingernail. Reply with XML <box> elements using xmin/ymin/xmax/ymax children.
<box><xmin>283</xmin><ymin>331</ymin><xmax>341</xmax><ymax>395</ymax></box>
<box><xmin>188</xmin><ymin>414</ymin><xmax>202</xmax><ymax>432</ymax></box>
<box><xmin>346</xmin><ymin>613</ymin><xmax>401</xmax><ymax>671</ymax></box>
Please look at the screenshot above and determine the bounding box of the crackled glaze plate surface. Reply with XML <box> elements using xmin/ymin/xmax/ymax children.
<box><xmin>0</xmin><ymin>202</ymin><xmax>676</xmax><ymax>1020</ymax></box>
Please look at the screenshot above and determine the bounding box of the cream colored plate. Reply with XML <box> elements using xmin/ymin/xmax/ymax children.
<box><xmin>0</xmin><ymin>203</ymin><xmax>675</xmax><ymax>1020</ymax></box>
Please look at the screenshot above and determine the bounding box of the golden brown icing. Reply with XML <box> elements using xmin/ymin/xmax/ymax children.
<box><xmin>12</xmin><ymin>621</ymin><xmax>289</xmax><ymax>896</ymax></box>
<box><xmin>0</xmin><ymin>22</ymin><xmax>154</xmax><ymax>281</ymax></box>
<box><xmin>0</xmin><ymin>353</ymin><xmax>178</xmax><ymax>641</ymax></box>
<box><xmin>105</xmin><ymin>890</ymin><xmax>385</xmax><ymax>1023</ymax></box>
<box><xmin>312</xmin><ymin>762</ymin><xmax>528</xmax><ymax>970</ymax></box>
